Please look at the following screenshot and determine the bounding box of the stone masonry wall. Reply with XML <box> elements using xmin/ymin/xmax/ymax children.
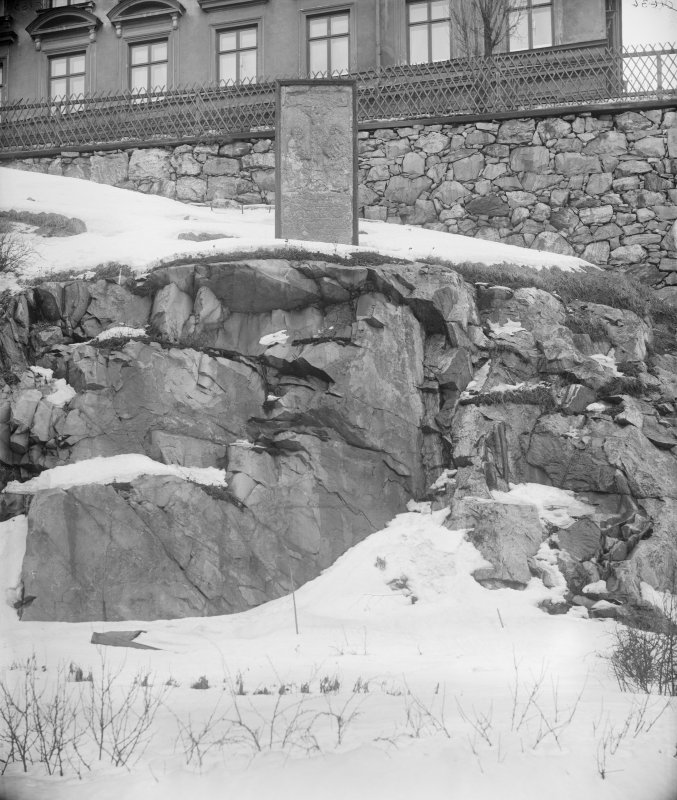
<box><xmin>5</xmin><ymin>139</ymin><xmax>276</xmax><ymax>207</ymax></box>
<box><xmin>4</xmin><ymin>106</ymin><xmax>677</xmax><ymax>284</ymax></box>
<box><xmin>358</xmin><ymin>108</ymin><xmax>677</xmax><ymax>288</ymax></box>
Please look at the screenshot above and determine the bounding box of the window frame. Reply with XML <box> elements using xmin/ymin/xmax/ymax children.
<box><xmin>508</xmin><ymin>0</ymin><xmax>554</xmax><ymax>52</ymax></box>
<box><xmin>306</xmin><ymin>8</ymin><xmax>350</xmax><ymax>77</ymax></box>
<box><xmin>48</xmin><ymin>50</ymin><xmax>86</xmax><ymax>101</ymax></box>
<box><xmin>406</xmin><ymin>0</ymin><xmax>451</xmax><ymax>65</ymax></box>
<box><xmin>217</xmin><ymin>23</ymin><xmax>259</xmax><ymax>85</ymax></box>
<box><xmin>128</xmin><ymin>38</ymin><xmax>169</xmax><ymax>94</ymax></box>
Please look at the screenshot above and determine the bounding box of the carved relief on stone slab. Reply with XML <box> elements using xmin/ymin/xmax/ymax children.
<box><xmin>276</xmin><ymin>80</ymin><xmax>358</xmax><ymax>246</ymax></box>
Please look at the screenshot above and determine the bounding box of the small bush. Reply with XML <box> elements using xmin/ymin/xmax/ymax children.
<box><xmin>608</xmin><ymin>626</ymin><xmax>676</xmax><ymax>695</ymax></box>
<box><xmin>463</xmin><ymin>382</ymin><xmax>555</xmax><ymax>410</ymax></box>
<box><xmin>319</xmin><ymin>675</ymin><xmax>340</xmax><ymax>694</ymax></box>
<box><xmin>90</xmin><ymin>334</ymin><xmax>150</xmax><ymax>352</ymax></box>
<box><xmin>68</xmin><ymin>663</ymin><xmax>92</xmax><ymax>683</ymax></box>
<box><xmin>374</xmin><ymin>556</ymin><xmax>387</xmax><ymax>570</ymax></box>
<box><xmin>606</xmin><ymin>593</ymin><xmax>677</xmax><ymax>696</ymax></box>
<box><xmin>83</xmin><ymin>654</ymin><xmax>167</xmax><ymax>768</ymax></box>
<box><xmin>0</xmin><ymin>229</ymin><xmax>34</xmax><ymax>274</ymax></box>
<box><xmin>191</xmin><ymin>676</ymin><xmax>210</xmax><ymax>690</ymax></box>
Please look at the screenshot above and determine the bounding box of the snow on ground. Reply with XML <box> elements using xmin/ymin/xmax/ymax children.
<box><xmin>0</xmin><ymin>515</ymin><xmax>27</xmax><ymax>625</ymax></box>
<box><xmin>3</xmin><ymin>454</ymin><xmax>227</xmax><ymax>494</ymax></box>
<box><xmin>0</xmin><ymin>507</ymin><xmax>676</xmax><ymax>800</ymax></box>
<box><xmin>0</xmin><ymin>168</ymin><xmax>592</xmax><ymax>289</ymax></box>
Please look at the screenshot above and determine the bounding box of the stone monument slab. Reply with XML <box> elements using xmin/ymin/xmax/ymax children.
<box><xmin>276</xmin><ymin>79</ymin><xmax>358</xmax><ymax>246</ymax></box>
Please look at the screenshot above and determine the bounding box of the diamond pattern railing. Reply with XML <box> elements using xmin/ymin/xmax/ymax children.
<box><xmin>0</xmin><ymin>80</ymin><xmax>278</xmax><ymax>154</ymax></box>
<box><xmin>0</xmin><ymin>44</ymin><xmax>675</xmax><ymax>155</ymax></box>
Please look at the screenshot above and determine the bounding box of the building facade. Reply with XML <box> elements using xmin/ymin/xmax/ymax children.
<box><xmin>0</xmin><ymin>0</ymin><xmax>619</xmax><ymax>104</ymax></box>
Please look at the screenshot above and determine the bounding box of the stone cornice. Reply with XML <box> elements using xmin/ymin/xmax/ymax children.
<box><xmin>107</xmin><ymin>0</ymin><xmax>185</xmax><ymax>35</ymax></box>
<box><xmin>197</xmin><ymin>0</ymin><xmax>268</xmax><ymax>12</ymax></box>
<box><xmin>26</xmin><ymin>5</ymin><xmax>101</xmax><ymax>49</ymax></box>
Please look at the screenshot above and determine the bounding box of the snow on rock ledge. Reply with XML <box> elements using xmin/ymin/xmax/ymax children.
<box><xmin>4</xmin><ymin>454</ymin><xmax>227</xmax><ymax>494</ymax></box>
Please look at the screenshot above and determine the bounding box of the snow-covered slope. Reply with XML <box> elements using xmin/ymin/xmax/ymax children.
<box><xmin>1</xmin><ymin>507</ymin><xmax>676</xmax><ymax>800</ymax></box>
<box><xmin>0</xmin><ymin>167</ymin><xmax>591</xmax><ymax>287</ymax></box>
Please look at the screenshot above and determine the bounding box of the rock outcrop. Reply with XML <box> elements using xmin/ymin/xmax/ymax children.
<box><xmin>1</xmin><ymin>256</ymin><xmax>676</xmax><ymax>622</ymax></box>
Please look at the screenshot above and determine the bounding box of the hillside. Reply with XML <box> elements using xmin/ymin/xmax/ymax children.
<box><xmin>0</xmin><ymin>168</ymin><xmax>675</xmax><ymax>800</ymax></box>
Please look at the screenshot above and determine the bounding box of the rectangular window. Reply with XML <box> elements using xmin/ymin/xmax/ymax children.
<box><xmin>49</xmin><ymin>52</ymin><xmax>85</xmax><ymax>100</ymax></box>
<box><xmin>307</xmin><ymin>11</ymin><xmax>349</xmax><ymax>76</ymax></box>
<box><xmin>44</xmin><ymin>0</ymin><xmax>76</xmax><ymax>7</ymax></box>
<box><xmin>408</xmin><ymin>0</ymin><xmax>451</xmax><ymax>65</ymax></box>
<box><xmin>218</xmin><ymin>25</ymin><xmax>258</xmax><ymax>85</ymax></box>
<box><xmin>509</xmin><ymin>0</ymin><xmax>553</xmax><ymax>51</ymax></box>
<box><xmin>129</xmin><ymin>40</ymin><xmax>168</xmax><ymax>93</ymax></box>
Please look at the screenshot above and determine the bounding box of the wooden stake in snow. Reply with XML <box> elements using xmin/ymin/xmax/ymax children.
<box><xmin>496</xmin><ymin>608</ymin><xmax>505</xmax><ymax>629</ymax></box>
<box><xmin>289</xmin><ymin>565</ymin><xmax>299</xmax><ymax>635</ymax></box>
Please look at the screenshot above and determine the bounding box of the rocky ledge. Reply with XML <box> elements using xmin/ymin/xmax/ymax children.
<box><xmin>0</xmin><ymin>256</ymin><xmax>676</xmax><ymax>623</ymax></box>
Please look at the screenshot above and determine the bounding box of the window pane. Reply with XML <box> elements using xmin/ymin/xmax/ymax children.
<box><xmin>239</xmin><ymin>50</ymin><xmax>257</xmax><ymax>81</ymax></box>
<box><xmin>70</xmin><ymin>75</ymin><xmax>85</xmax><ymax>96</ymax></box>
<box><xmin>219</xmin><ymin>31</ymin><xmax>237</xmax><ymax>52</ymax></box>
<box><xmin>509</xmin><ymin>11</ymin><xmax>529</xmax><ymax>51</ymax></box>
<box><xmin>330</xmin><ymin>36</ymin><xmax>349</xmax><ymax>73</ymax></box>
<box><xmin>151</xmin><ymin>42</ymin><xmax>167</xmax><ymax>63</ymax></box>
<box><xmin>430</xmin><ymin>0</ymin><xmax>449</xmax><ymax>20</ymax></box>
<box><xmin>70</xmin><ymin>54</ymin><xmax>85</xmax><ymax>74</ymax></box>
<box><xmin>130</xmin><ymin>45</ymin><xmax>148</xmax><ymax>66</ymax></box>
<box><xmin>308</xmin><ymin>17</ymin><xmax>328</xmax><ymax>39</ymax></box>
<box><xmin>409</xmin><ymin>26</ymin><xmax>428</xmax><ymax>63</ymax></box>
<box><xmin>430</xmin><ymin>20</ymin><xmax>450</xmax><ymax>61</ymax></box>
<box><xmin>51</xmin><ymin>57</ymin><xmax>68</xmax><ymax>78</ymax></box>
<box><xmin>50</xmin><ymin>78</ymin><xmax>67</xmax><ymax>98</ymax></box>
<box><xmin>150</xmin><ymin>63</ymin><xmax>166</xmax><ymax>89</ymax></box>
<box><xmin>408</xmin><ymin>1</ymin><xmax>428</xmax><ymax>23</ymax></box>
<box><xmin>131</xmin><ymin>66</ymin><xmax>147</xmax><ymax>91</ymax></box>
<box><xmin>240</xmin><ymin>27</ymin><xmax>257</xmax><ymax>49</ymax></box>
<box><xmin>331</xmin><ymin>13</ymin><xmax>349</xmax><ymax>35</ymax></box>
<box><xmin>219</xmin><ymin>52</ymin><xmax>237</xmax><ymax>83</ymax></box>
<box><xmin>532</xmin><ymin>5</ymin><xmax>552</xmax><ymax>48</ymax></box>
<box><xmin>309</xmin><ymin>39</ymin><xmax>327</xmax><ymax>74</ymax></box>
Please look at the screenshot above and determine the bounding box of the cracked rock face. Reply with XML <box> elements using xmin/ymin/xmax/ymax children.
<box><xmin>2</xmin><ymin>257</ymin><xmax>677</xmax><ymax>622</ymax></box>
<box><xmin>3</xmin><ymin>259</ymin><xmax>435</xmax><ymax>621</ymax></box>
<box><xmin>21</xmin><ymin>467</ymin><xmax>409</xmax><ymax>622</ymax></box>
